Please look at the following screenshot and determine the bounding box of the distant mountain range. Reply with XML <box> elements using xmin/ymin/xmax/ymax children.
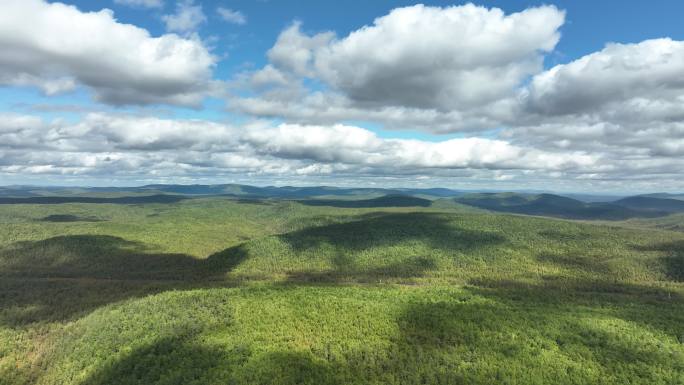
<box><xmin>454</xmin><ymin>193</ymin><xmax>684</xmax><ymax>220</ymax></box>
<box><xmin>0</xmin><ymin>194</ymin><xmax>187</xmax><ymax>205</ymax></box>
<box><xmin>637</xmin><ymin>193</ymin><xmax>684</xmax><ymax>201</ymax></box>
<box><xmin>0</xmin><ymin>184</ymin><xmax>459</xmax><ymax>199</ymax></box>
<box><xmin>613</xmin><ymin>196</ymin><xmax>684</xmax><ymax>212</ymax></box>
<box><xmin>2</xmin><ymin>183</ymin><xmax>684</xmax><ymax>220</ymax></box>
<box><xmin>299</xmin><ymin>194</ymin><xmax>432</xmax><ymax>208</ymax></box>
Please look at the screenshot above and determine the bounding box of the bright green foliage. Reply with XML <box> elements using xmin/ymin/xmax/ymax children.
<box><xmin>0</xmin><ymin>198</ymin><xmax>683</xmax><ymax>384</ymax></box>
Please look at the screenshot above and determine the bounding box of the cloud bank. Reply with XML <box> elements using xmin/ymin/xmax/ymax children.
<box><xmin>0</xmin><ymin>113</ymin><xmax>599</xmax><ymax>182</ymax></box>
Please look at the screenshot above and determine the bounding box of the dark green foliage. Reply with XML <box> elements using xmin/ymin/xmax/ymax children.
<box><xmin>632</xmin><ymin>240</ymin><xmax>684</xmax><ymax>281</ymax></box>
<box><xmin>83</xmin><ymin>335</ymin><xmax>234</xmax><ymax>385</ymax></box>
<box><xmin>298</xmin><ymin>194</ymin><xmax>432</xmax><ymax>208</ymax></box>
<box><xmin>280</xmin><ymin>212</ymin><xmax>503</xmax><ymax>252</ymax></box>
<box><xmin>0</xmin><ymin>234</ymin><xmax>245</xmax><ymax>280</ymax></box>
<box><xmin>40</xmin><ymin>215</ymin><xmax>102</xmax><ymax>222</ymax></box>
<box><xmin>0</xmin><ymin>197</ymin><xmax>683</xmax><ymax>385</ymax></box>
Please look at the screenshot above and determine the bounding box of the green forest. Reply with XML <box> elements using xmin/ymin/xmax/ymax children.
<box><xmin>1</xmin><ymin>196</ymin><xmax>683</xmax><ymax>384</ymax></box>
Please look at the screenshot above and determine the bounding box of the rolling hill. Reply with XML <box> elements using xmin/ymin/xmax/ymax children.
<box><xmin>298</xmin><ymin>194</ymin><xmax>432</xmax><ymax>208</ymax></box>
<box><xmin>0</xmin><ymin>184</ymin><xmax>465</xmax><ymax>200</ymax></box>
<box><xmin>1</xmin><ymin>196</ymin><xmax>682</xmax><ymax>384</ymax></box>
<box><xmin>454</xmin><ymin>193</ymin><xmax>658</xmax><ymax>220</ymax></box>
<box><xmin>614</xmin><ymin>196</ymin><xmax>684</xmax><ymax>213</ymax></box>
<box><xmin>5</xmin><ymin>184</ymin><xmax>684</xmax><ymax>222</ymax></box>
<box><xmin>0</xmin><ymin>194</ymin><xmax>188</xmax><ymax>205</ymax></box>
<box><xmin>639</xmin><ymin>193</ymin><xmax>684</xmax><ymax>201</ymax></box>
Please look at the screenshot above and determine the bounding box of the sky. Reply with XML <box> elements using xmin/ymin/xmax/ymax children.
<box><xmin>1</xmin><ymin>0</ymin><xmax>684</xmax><ymax>193</ymax></box>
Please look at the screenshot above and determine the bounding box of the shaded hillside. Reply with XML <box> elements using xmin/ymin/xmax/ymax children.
<box><xmin>397</xmin><ymin>187</ymin><xmax>465</xmax><ymax>197</ymax></box>
<box><xmin>0</xmin><ymin>194</ymin><xmax>188</xmax><ymax>205</ymax></box>
<box><xmin>614</xmin><ymin>196</ymin><xmax>684</xmax><ymax>213</ymax></box>
<box><xmin>455</xmin><ymin>193</ymin><xmax>652</xmax><ymax>220</ymax></box>
<box><xmin>640</xmin><ymin>193</ymin><xmax>684</xmax><ymax>201</ymax></box>
<box><xmin>299</xmin><ymin>194</ymin><xmax>432</xmax><ymax>208</ymax></box>
<box><xmin>2</xmin><ymin>197</ymin><xmax>684</xmax><ymax>385</ymax></box>
<box><xmin>562</xmin><ymin>193</ymin><xmax>625</xmax><ymax>203</ymax></box>
<box><xmin>624</xmin><ymin>213</ymin><xmax>684</xmax><ymax>232</ymax></box>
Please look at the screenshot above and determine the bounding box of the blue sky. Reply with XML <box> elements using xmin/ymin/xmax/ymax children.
<box><xmin>49</xmin><ymin>0</ymin><xmax>684</xmax><ymax>70</ymax></box>
<box><xmin>81</xmin><ymin>1</ymin><xmax>684</xmax><ymax>55</ymax></box>
<box><xmin>7</xmin><ymin>0</ymin><xmax>684</xmax><ymax>124</ymax></box>
<box><xmin>1</xmin><ymin>0</ymin><xmax>684</xmax><ymax>192</ymax></box>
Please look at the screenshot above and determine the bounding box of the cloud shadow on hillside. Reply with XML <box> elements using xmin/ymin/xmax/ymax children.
<box><xmin>39</xmin><ymin>214</ymin><xmax>104</xmax><ymax>222</ymax></box>
<box><xmin>0</xmin><ymin>212</ymin><xmax>510</xmax><ymax>325</ymax></box>
<box><xmin>0</xmin><ymin>235</ymin><xmax>248</xmax><ymax>327</ymax></box>
<box><xmin>465</xmin><ymin>277</ymin><xmax>683</xmax><ymax>340</ymax></box>
<box><xmin>279</xmin><ymin>212</ymin><xmax>505</xmax><ymax>254</ymax></box>
<box><xmin>297</xmin><ymin>195</ymin><xmax>432</xmax><ymax>208</ymax></box>
<box><xmin>78</xmin><ymin>277</ymin><xmax>684</xmax><ymax>385</ymax></box>
<box><xmin>276</xmin><ymin>212</ymin><xmax>505</xmax><ymax>283</ymax></box>
<box><xmin>82</xmin><ymin>335</ymin><xmax>340</xmax><ymax>385</ymax></box>
<box><xmin>631</xmin><ymin>240</ymin><xmax>684</xmax><ymax>282</ymax></box>
<box><xmin>81</xmin><ymin>332</ymin><xmax>237</xmax><ymax>385</ymax></box>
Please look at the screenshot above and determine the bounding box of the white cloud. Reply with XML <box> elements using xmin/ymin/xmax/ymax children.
<box><xmin>0</xmin><ymin>0</ymin><xmax>215</xmax><ymax>106</ymax></box>
<box><xmin>230</xmin><ymin>4</ymin><xmax>564</xmax><ymax>131</ymax></box>
<box><xmin>217</xmin><ymin>7</ymin><xmax>246</xmax><ymax>25</ymax></box>
<box><xmin>311</xmin><ymin>4</ymin><xmax>563</xmax><ymax>110</ymax></box>
<box><xmin>114</xmin><ymin>0</ymin><xmax>164</xmax><ymax>9</ymax></box>
<box><xmin>163</xmin><ymin>0</ymin><xmax>206</xmax><ymax>34</ymax></box>
<box><xmin>267</xmin><ymin>23</ymin><xmax>334</xmax><ymax>77</ymax></box>
<box><xmin>0</xmin><ymin>114</ymin><xmax>600</xmax><ymax>182</ymax></box>
<box><xmin>525</xmin><ymin>38</ymin><xmax>684</xmax><ymax>117</ymax></box>
<box><xmin>6</xmin><ymin>112</ymin><xmax>684</xmax><ymax>191</ymax></box>
<box><xmin>74</xmin><ymin>114</ymin><xmax>238</xmax><ymax>151</ymax></box>
<box><xmin>3</xmin><ymin>74</ymin><xmax>78</xmax><ymax>95</ymax></box>
<box><xmin>504</xmin><ymin>38</ymin><xmax>684</xmax><ymax>164</ymax></box>
<box><xmin>228</xmin><ymin>6</ymin><xmax>684</xmax><ymax>187</ymax></box>
<box><xmin>244</xmin><ymin>123</ymin><xmax>597</xmax><ymax>171</ymax></box>
<box><xmin>230</xmin><ymin>91</ymin><xmax>511</xmax><ymax>133</ymax></box>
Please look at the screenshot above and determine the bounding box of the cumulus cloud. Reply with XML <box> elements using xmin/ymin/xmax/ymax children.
<box><xmin>505</xmin><ymin>38</ymin><xmax>684</xmax><ymax>164</ymax></box>
<box><xmin>0</xmin><ymin>0</ymin><xmax>215</xmax><ymax>106</ymax></box>
<box><xmin>226</xmin><ymin>3</ymin><xmax>684</xmax><ymax>173</ymax></box>
<box><xmin>229</xmin><ymin>7</ymin><xmax>684</xmax><ymax>186</ymax></box>
<box><xmin>524</xmin><ymin>38</ymin><xmax>684</xmax><ymax>117</ymax></box>
<box><xmin>230</xmin><ymin>4</ymin><xmax>564</xmax><ymax>131</ymax></box>
<box><xmin>7</xmin><ymin>112</ymin><xmax>684</xmax><ymax>190</ymax></box>
<box><xmin>163</xmin><ymin>0</ymin><xmax>206</xmax><ymax>34</ymax></box>
<box><xmin>266</xmin><ymin>23</ymin><xmax>335</xmax><ymax>77</ymax></box>
<box><xmin>230</xmin><ymin>91</ymin><xmax>510</xmax><ymax>133</ymax></box>
<box><xmin>0</xmin><ymin>114</ymin><xmax>602</xmax><ymax>182</ymax></box>
<box><xmin>114</xmin><ymin>0</ymin><xmax>164</xmax><ymax>9</ymax></box>
<box><xmin>217</xmin><ymin>7</ymin><xmax>246</xmax><ymax>25</ymax></box>
<box><xmin>312</xmin><ymin>4</ymin><xmax>563</xmax><ymax>110</ymax></box>
<box><xmin>243</xmin><ymin>123</ymin><xmax>596</xmax><ymax>171</ymax></box>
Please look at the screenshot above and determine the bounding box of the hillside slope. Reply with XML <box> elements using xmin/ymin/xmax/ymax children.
<box><xmin>454</xmin><ymin>193</ymin><xmax>649</xmax><ymax>220</ymax></box>
<box><xmin>614</xmin><ymin>196</ymin><xmax>684</xmax><ymax>213</ymax></box>
<box><xmin>1</xmin><ymin>199</ymin><xmax>683</xmax><ymax>385</ymax></box>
